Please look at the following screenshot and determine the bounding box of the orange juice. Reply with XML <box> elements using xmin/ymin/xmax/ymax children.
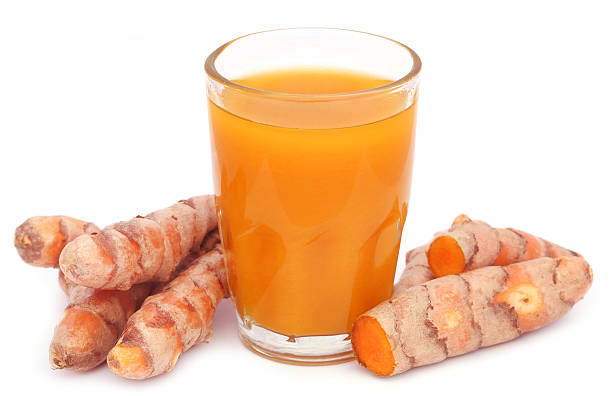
<box><xmin>209</xmin><ymin>68</ymin><xmax>417</xmax><ymax>336</ymax></box>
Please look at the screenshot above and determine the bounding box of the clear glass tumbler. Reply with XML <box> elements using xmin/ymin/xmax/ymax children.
<box><xmin>205</xmin><ymin>28</ymin><xmax>421</xmax><ymax>364</ymax></box>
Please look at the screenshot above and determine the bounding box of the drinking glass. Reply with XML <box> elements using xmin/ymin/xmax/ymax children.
<box><xmin>205</xmin><ymin>28</ymin><xmax>421</xmax><ymax>364</ymax></box>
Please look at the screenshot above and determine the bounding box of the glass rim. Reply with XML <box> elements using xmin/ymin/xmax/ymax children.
<box><xmin>204</xmin><ymin>27</ymin><xmax>422</xmax><ymax>101</ymax></box>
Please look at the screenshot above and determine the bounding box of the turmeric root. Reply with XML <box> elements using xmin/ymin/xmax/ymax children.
<box><xmin>395</xmin><ymin>215</ymin><xmax>579</xmax><ymax>293</ymax></box>
<box><xmin>14</xmin><ymin>216</ymin><xmax>99</xmax><ymax>268</ymax></box>
<box><xmin>59</xmin><ymin>195</ymin><xmax>216</xmax><ymax>290</ymax></box>
<box><xmin>49</xmin><ymin>278</ymin><xmax>152</xmax><ymax>371</ymax></box>
<box><xmin>352</xmin><ymin>256</ymin><xmax>592</xmax><ymax>376</ymax></box>
<box><xmin>150</xmin><ymin>229</ymin><xmax>221</xmax><ymax>295</ymax></box>
<box><xmin>200</xmin><ymin>229</ymin><xmax>220</xmax><ymax>253</ymax></box>
<box><xmin>14</xmin><ymin>215</ymin><xmax>146</xmax><ymax>371</ymax></box>
<box><xmin>58</xmin><ymin>270</ymin><xmax>70</xmax><ymax>295</ymax></box>
<box><xmin>394</xmin><ymin>245</ymin><xmax>433</xmax><ymax>295</ymax></box>
<box><xmin>176</xmin><ymin>229</ymin><xmax>220</xmax><ymax>274</ymax></box>
<box><xmin>107</xmin><ymin>243</ymin><xmax>227</xmax><ymax>379</ymax></box>
<box><xmin>427</xmin><ymin>214</ymin><xmax>578</xmax><ymax>277</ymax></box>
<box><xmin>50</xmin><ymin>228</ymin><xmax>221</xmax><ymax>371</ymax></box>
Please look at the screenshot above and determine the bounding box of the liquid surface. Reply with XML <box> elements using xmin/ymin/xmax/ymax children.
<box><xmin>209</xmin><ymin>68</ymin><xmax>417</xmax><ymax>336</ymax></box>
<box><xmin>234</xmin><ymin>68</ymin><xmax>391</xmax><ymax>94</ymax></box>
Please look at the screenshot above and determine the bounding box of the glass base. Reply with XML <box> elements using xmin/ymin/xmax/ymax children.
<box><xmin>236</xmin><ymin>314</ymin><xmax>355</xmax><ymax>365</ymax></box>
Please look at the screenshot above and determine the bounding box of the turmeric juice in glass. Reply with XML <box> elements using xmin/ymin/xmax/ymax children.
<box><xmin>205</xmin><ymin>28</ymin><xmax>421</xmax><ymax>364</ymax></box>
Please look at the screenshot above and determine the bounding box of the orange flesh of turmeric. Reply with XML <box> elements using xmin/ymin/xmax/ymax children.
<box><xmin>493</xmin><ymin>242</ymin><xmax>513</xmax><ymax>266</ymax></box>
<box><xmin>492</xmin><ymin>264</ymin><xmax>547</xmax><ymax>332</ymax></box>
<box><xmin>515</xmin><ymin>231</ymin><xmax>543</xmax><ymax>260</ymax></box>
<box><xmin>107</xmin><ymin>345</ymin><xmax>150</xmax><ymax>379</ymax></box>
<box><xmin>351</xmin><ymin>316</ymin><xmax>395</xmax><ymax>376</ymax></box>
<box><xmin>427</xmin><ymin>235</ymin><xmax>466</xmax><ymax>277</ymax></box>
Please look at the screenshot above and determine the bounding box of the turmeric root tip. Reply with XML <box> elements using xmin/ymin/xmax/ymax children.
<box><xmin>14</xmin><ymin>216</ymin><xmax>99</xmax><ymax>268</ymax></box>
<box><xmin>427</xmin><ymin>235</ymin><xmax>466</xmax><ymax>277</ymax></box>
<box><xmin>49</xmin><ymin>309</ymin><xmax>117</xmax><ymax>371</ymax></box>
<box><xmin>49</xmin><ymin>282</ymin><xmax>152</xmax><ymax>371</ymax></box>
<box><xmin>352</xmin><ymin>316</ymin><xmax>395</xmax><ymax>376</ymax></box>
<box><xmin>107</xmin><ymin>345</ymin><xmax>152</xmax><ymax>380</ymax></box>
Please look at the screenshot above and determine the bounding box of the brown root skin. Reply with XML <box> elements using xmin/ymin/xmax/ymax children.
<box><xmin>107</xmin><ymin>244</ymin><xmax>227</xmax><ymax>380</ymax></box>
<box><xmin>176</xmin><ymin>229</ymin><xmax>220</xmax><ymax>274</ymax></box>
<box><xmin>50</xmin><ymin>308</ymin><xmax>117</xmax><ymax>371</ymax></box>
<box><xmin>394</xmin><ymin>246</ymin><xmax>433</xmax><ymax>296</ymax></box>
<box><xmin>50</xmin><ymin>229</ymin><xmax>222</xmax><ymax>372</ymax></box>
<box><xmin>49</xmin><ymin>282</ymin><xmax>152</xmax><ymax>371</ymax></box>
<box><xmin>58</xmin><ymin>271</ymin><xmax>70</xmax><ymax>295</ymax></box>
<box><xmin>14</xmin><ymin>216</ymin><xmax>99</xmax><ymax>268</ymax></box>
<box><xmin>59</xmin><ymin>195</ymin><xmax>216</xmax><ymax>290</ymax></box>
<box><xmin>353</xmin><ymin>256</ymin><xmax>593</xmax><ymax>376</ymax></box>
<box><xmin>426</xmin><ymin>215</ymin><xmax>579</xmax><ymax>277</ymax></box>
<box><xmin>396</xmin><ymin>215</ymin><xmax>580</xmax><ymax>290</ymax></box>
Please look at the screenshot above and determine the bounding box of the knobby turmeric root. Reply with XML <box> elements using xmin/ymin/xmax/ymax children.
<box><xmin>49</xmin><ymin>275</ymin><xmax>152</xmax><ymax>371</ymax></box>
<box><xmin>14</xmin><ymin>215</ymin><xmax>142</xmax><ymax>371</ymax></box>
<box><xmin>352</xmin><ymin>256</ymin><xmax>592</xmax><ymax>376</ymax></box>
<box><xmin>59</xmin><ymin>195</ymin><xmax>216</xmax><ymax>290</ymax></box>
<box><xmin>50</xmin><ymin>230</ymin><xmax>221</xmax><ymax>371</ymax></box>
<box><xmin>395</xmin><ymin>215</ymin><xmax>580</xmax><ymax>295</ymax></box>
<box><xmin>58</xmin><ymin>270</ymin><xmax>71</xmax><ymax>295</ymax></box>
<box><xmin>427</xmin><ymin>214</ymin><xmax>578</xmax><ymax>277</ymax></box>
<box><xmin>14</xmin><ymin>216</ymin><xmax>99</xmax><ymax>268</ymax></box>
<box><xmin>107</xmin><ymin>243</ymin><xmax>228</xmax><ymax>379</ymax></box>
<box><xmin>174</xmin><ymin>229</ymin><xmax>220</xmax><ymax>276</ymax></box>
<box><xmin>394</xmin><ymin>245</ymin><xmax>433</xmax><ymax>295</ymax></box>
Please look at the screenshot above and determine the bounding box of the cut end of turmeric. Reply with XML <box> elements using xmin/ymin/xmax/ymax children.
<box><xmin>427</xmin><ymin>235</ymin><xmax>466</xmax><ymax>277</ymax></box>
<box><xmin>351</xmin><ymin>316</ymin><xmax>395</xmax><ymax>376</ymax></box>
<box><xmin>107</xmin><ymin>345</ymin><xmax>152</xmax><ymax>380</ymax></box>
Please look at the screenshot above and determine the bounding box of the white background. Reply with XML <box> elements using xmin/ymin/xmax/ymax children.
<box><xmin>1</xmin><ymin>0</ymin><xmax>610</xmax><ymax>394</ymax></box>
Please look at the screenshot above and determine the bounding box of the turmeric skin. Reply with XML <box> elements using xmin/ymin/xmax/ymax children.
<box><xmin>175</xmin><ymin>229</ymin><xmax>220</xmax><ymax>274</ymax></box>
<box><xmin>50</xmin><ymin>229</ymin><xmax>221</xmax><ymax>371</ymax></box>
<box><xmin>49</xmin><ymin>277</ymin><xmax>152</xmax><ymax>371</ymax></box>
<box><xmin>59</xmin><ymin>195</ymin><xmax>217</xmax><ymax>290</ymax></box>
<box><xmin>395</xmin><ymin>215</ymin><xmax>579</xmax><ymax>295</ymax></box>
<box><xmin>58</xmin><ymin>270</ymin><xmax>70</xmax><ymax>295</ymax></box>
<box><xmin>107</xmin><ymin>243</ymin><xmax>228</xmax><ymax>379</ymax></box>
<box><xmin>352</xmin><ymin>256</ymin><xmax>593</xmax><ymax>376</ymax></box>
<box><xmin>14</xmin><ymin>216</ymin><xmax>99</xmax><ymax>268</ymax></box>
<box><xmin>427</xmin><ymin>215</ymin><xmax>578</xmax><ymax>277</ymax></box>
<box><xmin>13</xmin><ymin>215</ymin><xmax>146</xmax><ymax>371</ymax></box>
<box><xmin>393</xmin><ymin>245</ymin><xmax>433</xmax><ymax>296</ymax></box>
